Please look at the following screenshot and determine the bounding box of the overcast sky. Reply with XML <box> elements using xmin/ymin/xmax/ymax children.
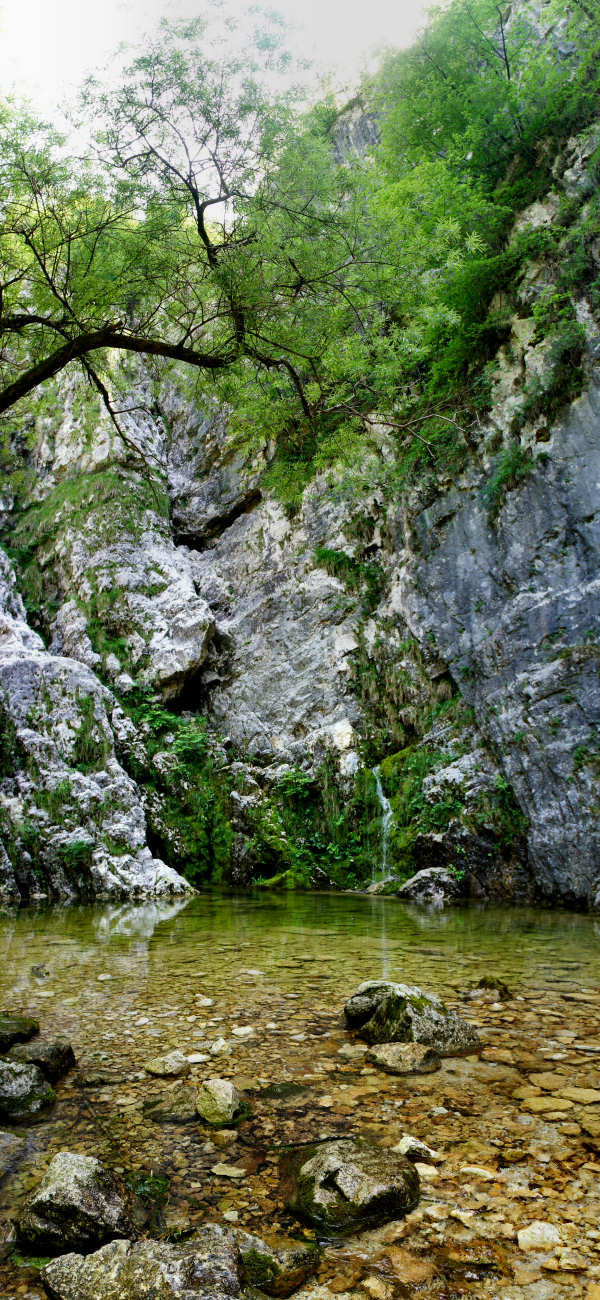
<box><xmin>0</xmin><ymin>0</ymin><xmax>428</xmax><ymax>117</ymax></box>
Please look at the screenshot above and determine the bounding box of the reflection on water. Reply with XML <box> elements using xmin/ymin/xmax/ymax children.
<box><xmin>1</xmin><ymin>893</ymin><xmax>598</xmax><ymax>1012</ymax></box>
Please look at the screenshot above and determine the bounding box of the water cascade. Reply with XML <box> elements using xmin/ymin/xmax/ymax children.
<box><xmin>373</xmin><ymin>766</ymin><xmax>394</xmax><ymax>882</ymax></box>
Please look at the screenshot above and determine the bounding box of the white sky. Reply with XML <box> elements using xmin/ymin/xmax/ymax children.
<box><xmin>0</xmin><ymin>0</ymin><xmax>428</xmax><ymax>118</ymax></box>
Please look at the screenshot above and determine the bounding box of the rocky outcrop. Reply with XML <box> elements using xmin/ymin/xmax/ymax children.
<box><xmin>0</xmin><ymin>548</ymin><xmax>190</xmax><ymax>902</ymax></box>
<box><xmin>2</xmin><ymin>120</ymin><xmax>599</xmax><ymax>906</ymax></box>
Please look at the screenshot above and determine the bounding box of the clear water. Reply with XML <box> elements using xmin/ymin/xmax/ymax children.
<box><xmin>1</xmin><ymin>893</ymin><xmax>598</xmax><ymax>1032</ymax></box>
<box><xmin>0</xmin><ymin>893</ymin><xmax>599</xmax><ymax>1298</ymax></box>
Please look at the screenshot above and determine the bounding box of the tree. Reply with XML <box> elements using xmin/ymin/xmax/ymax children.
<box><xmin>0</xmin><ymin>16</ymin><xmax>380</xmax><ymax>447</ymax></box>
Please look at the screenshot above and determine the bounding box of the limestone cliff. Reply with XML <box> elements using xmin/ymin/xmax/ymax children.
<box><xmin>1</xmin><ymin>120</ymin><xmax>599</xmax><ymax>908</ymax></box>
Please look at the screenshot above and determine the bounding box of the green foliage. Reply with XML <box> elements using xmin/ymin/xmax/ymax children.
<box><xmin>71</xmin><ymin>695</ymin><xmax>111</xmax><ymax>774</ymax></box>
<box><xmin>482</xmin><ymin>444</ymin><xmax>534</xmax><ymax>517</ymax></box>
<box><xmin>314</xmin><ymin>546</ymin><xmax>384</xmax><ymax>614</ymax></box>
<box><xmin>250</xmin><ymin>760</ymin><xmax>382</xmax><ymax>889</ymax></box>
<box><xmin>124</xmin><ymin>692</ymin><xmax>233</xmax><ymax>885</ymax></box>
<box><xmin>57</xmin><ymin>839</ymin><xmax>94</xmax><ymax>874</ymax></box>
<box><xmin>0</xmin><ymin>702</ymin><xmax>20</xmax><ymax>777</ymax></box>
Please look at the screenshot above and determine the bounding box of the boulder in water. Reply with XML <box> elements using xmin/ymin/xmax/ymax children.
<box><xmin>18</xmin><ymin>1151</ymin><xmax>130</xmax><ymax>1252</ymax></box>
<box><xmin>0</xmin><ymin>1012</ymin><xmax>39</xmax><ymax>1054</ymax></box>
<box><xmin>344</xmin><ymin>980</ymin><xmax>480</xmax><ymax>1054</ymax></box>
<box><xmin>396</xmin><ymin>866</ymin><xmax>465</xmax><ymax>905</ymax></box>
<box><xmin>10</xmin><ymin>1036</ymin><xmax>76</xmax><ymax>1083</ymax></box>
<box><xmin>365</xmin><ymin>1042</ymin><xmax>441</xmax><ymax>1074</ymax></box>
<box><xmin>285</xmin><ymin>1137</ymin><xmax>419</xmax><ymax>1232</ymax></box>
<box><xmin>0</xmin><ymin>1060</ymin><xmax>55</xmax><ymax>1123</ymax></box>
<box><xmin>41</xmin><ymin>1224</ymin><xmax>244</xmax><ymax>1299</ymax></box>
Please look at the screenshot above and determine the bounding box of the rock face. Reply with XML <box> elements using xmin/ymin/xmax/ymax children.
<box><xmin>344</xmin><ymin>981</ymin><xmax>480</xmax><ymax>1053</ymax></box>
<box><xmin>2</xmin><ymin>120</ymin><xmax>599</xmax><ymax>906</ymax></box>
<box><xmin>397</xmin><ymin>374</ymin><xmax>600</xmax><ymax>905</ymax></box>
<box><xmin>286</xmin><ymin>1138</ymin><xmax>419</xmax><ymax>1232</ymax></box>
<box><xmin>0</xmin><ymin>1059</ymin><xmax>56</xmax><ymax>1123</ymax></box>
<box><xmin>18</xmin><ymin>1151</ymin><xmax>130</xmax><ymax>1251</ymax></box>
<box><xmin>41</xmin><ymin>1223</ymin><xmax>247</xmax><ymax>1300</ymax></box>
<box><xmin>0</xmin><ymin>548</ymin><xmax>190</xmax><ymax>903</ymax></box>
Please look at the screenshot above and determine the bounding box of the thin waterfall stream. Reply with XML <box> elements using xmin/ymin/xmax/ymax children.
<box><xmin>373</xmin><ymin>766</ymin><xmax>394</xmax><ymax>882</ymax></box>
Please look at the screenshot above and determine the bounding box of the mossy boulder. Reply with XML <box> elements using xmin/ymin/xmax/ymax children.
<box><xmin>18</xmin><ymin>1151</ymin><xmax>130</xmax><ymax>1252</ymax></box>
<box><xmin>0</xmin><ymin>1059</ymin><xmax>56</xmax><ymax>1124</ymax></box>
<box><xmin>0</xmin><ymin>1012</ymin><xmax>39</xmax><ymax>1054</ymax></box>
<box><xmin>10</xmin><ymin>1036</ymin><xmax>76</xmax><ymax>1083</ymax></box>
<box><xmin>285</xmin><ymin>1137</ymin><xmax>419</xmax><ymax>1233</ymax></box>
<box><xmin>41</xmin><ymin>1223</ymin><xmax>243</xmax><ymax>1299</ymax></box>
<box><xmin>235</xmin><ymin>1229</ymin><xmax>319</xmax><ymax>1297</ymax></box>
<box><xmin>196</xmin><ymin>1079</ymin><xmax>243</xmax><ymax>1126</ymax></box>
<box><xmin>344</xmin><ymin>980</ymin><xmax>480</xmax><ymax>1054</ymax></box>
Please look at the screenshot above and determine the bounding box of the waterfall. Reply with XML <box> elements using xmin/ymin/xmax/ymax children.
<box><xmin>373</xmin><ymin>766</ymin><xmax>394</xmax><ymax>881</ymax></box>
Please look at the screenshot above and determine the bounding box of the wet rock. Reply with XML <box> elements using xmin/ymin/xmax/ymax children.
<box><xmin>0</xmin><ymin>1059</ymin><xmax>56</xmax><ymax>1123</ymax></box>
<box><xmin>396</xmin><ymin>867</ymin><xmax>465</xmax><ymax>905</ymax></box>
<box><xmin>10</xmin><ymin>1036</ymin><xmax>76</xmax><ymax>1082</ymax></box>
<box><xmin>235</xmin><ymin>1228</ymin><xmax>320</xmax><ymax>1297</ymax></box>
<box><xmin>41</xmin><ymin>1223</ymin><xmax>243</xmax><ymax>1299</ymax></box>
<box><xmin>0</xmin><ymin>1130</ymin><xmax>25</xmax><ymax>1181</ymax></box>
<box><xmin>143</xmin><ymin>1082</ymin><xmax>198</xmax><ymax>1123</ymax></box>
<box><xmin>344</xmin><ymin>980</ymin><xmax>480</xmax><ymax>1054</ymax></box>
<box><xmin>196</xmin><ymin>1078</ymin><xmax>243</xmax><ymax>1126</ymax></box>
<box><xmin>517</xmin><ymin>1220</ymin><xmax>562</xmax><ymax>1251</ymax></box>
<box><xmin>0</xmin><ymin>1012</ymin><xmax>39</xmax><ymax>1054</ymax></box>
<box><xmin>144</xmin><ymin>1050</ymin><xmax>191</xmax><ymax>1078</ymax></box>
<box><xmin>18</xmin><ymin>1151</ymin><xmax>130</xmax><ymax>1252</ymax></box>
<box><xmin>365</xmin><ymin>1042</ymin><xmax>441</xmax><ymax>1074</ymax></box>
<box><xmin>391</xmin><ymin>1134</ymin><xmax>442</xmax><ymax>1163</ymax></box>
<box><xmin>285</xmin><ymin>1137</ymin><xmax>419</xmax><ymax>1233</ymax></box>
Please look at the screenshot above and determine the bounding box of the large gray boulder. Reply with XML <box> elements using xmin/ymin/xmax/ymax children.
<box><xmin>18</xmin><ymin>1151</ymin><xmax>130</xmax><ymax>1251</ymax></box>
<box><xmin>344</xmin><ymin>980</ymin><xmax>480</xmax><ymax>1053</ymax></box>
<box><xmin>41</xmin><ymin>1224</ymin><xmax>244</xmax><ymax>1299</ymax></box>
<box><xmin>0</xmin><ymin>1059</ymin><xmax>55</xmax><ymax>1124</ymax></box>
<box><xmin>285</xmin><ymin>1138</ymin><xmax>419</xmax><ymax>1233</ymax></box>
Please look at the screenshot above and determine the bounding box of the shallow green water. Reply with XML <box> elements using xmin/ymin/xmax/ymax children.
<box><xmin>1</xmin><ymin>893</ymin><xmax>598</xmax><ymax>1022</ymax></box>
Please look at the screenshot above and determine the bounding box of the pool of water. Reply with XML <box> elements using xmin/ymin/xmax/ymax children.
<box><xmin>1</xmin><ymin>892</ymin><xmax>598</xmax><ymax>1015</ymax></box>
<box><xmin>0</xmin><ymin>893</ymin><xmax>599</xmax><ymax>1299</ymax></box>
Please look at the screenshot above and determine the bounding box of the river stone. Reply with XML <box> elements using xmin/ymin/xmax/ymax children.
<box><xmin>196</xmin><ymin>1078</ymin><xmax>242</xmax><ymax>1125</ymax></box>
<box><xmin>19</xmin><ymin>1151</ymin><xmax>130</xmax><ymax>1252</ymax></box>
<box><xmin>10</xmin><ymin>1036</ymin><xmax>76</xmax><ymax>1082</ymax></box>
<box><xmin>0</xmin><ymin>1059</ymin><xmax>56</xmax><ymax>1123</ymax></box>
<box><xmin>41</xmin><ymin>1223</ymin><xmax>243</xmax><ymax>1299</ymax></box>
<box><xmin>235</xmin><ymin>1228</ymin><xmax>320</xmax><ymax>1297</ymax></box>
<box><xmin>286</xmin><ymin>1137</ymin><xmax>420</xmax><ymax>1233</ymax></box>
<box><xmin>144</xmin><ymin>1050</ymin><xmax>191</xmax><ymax>1079</ymax></box>
<box><xmin>0</xmin><ymin>1012</ymin><xmax>39</xmax><ymax>1053</ymax></box>
<box><xmin>396</xmin><ymin>866</ymin><xmax>464</xmax><ymax>905</ymax></box>
<box><xmin>365</xmin><ymin>1043</ymin><xmax>441</xmax><ymax>1075</ymax></box>
<box><xmin>143</xmin><ymin>1082</ymin><xmax>198</xmax><ymax>1124</ymax></box>
<box><xmin>517</xmin><ymin>1220</ymin><xmax>562</xmax><ymax>1251</ymax></box>
<box><xmin>344</xmin><ymin>980</ymin><xmax>480</xmax><ymax>1054</ymax></box>
<box><xmin>0</xmin><ymin>1129</ymin><xmax>25</xmax><ymax>1180</ymax></box>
